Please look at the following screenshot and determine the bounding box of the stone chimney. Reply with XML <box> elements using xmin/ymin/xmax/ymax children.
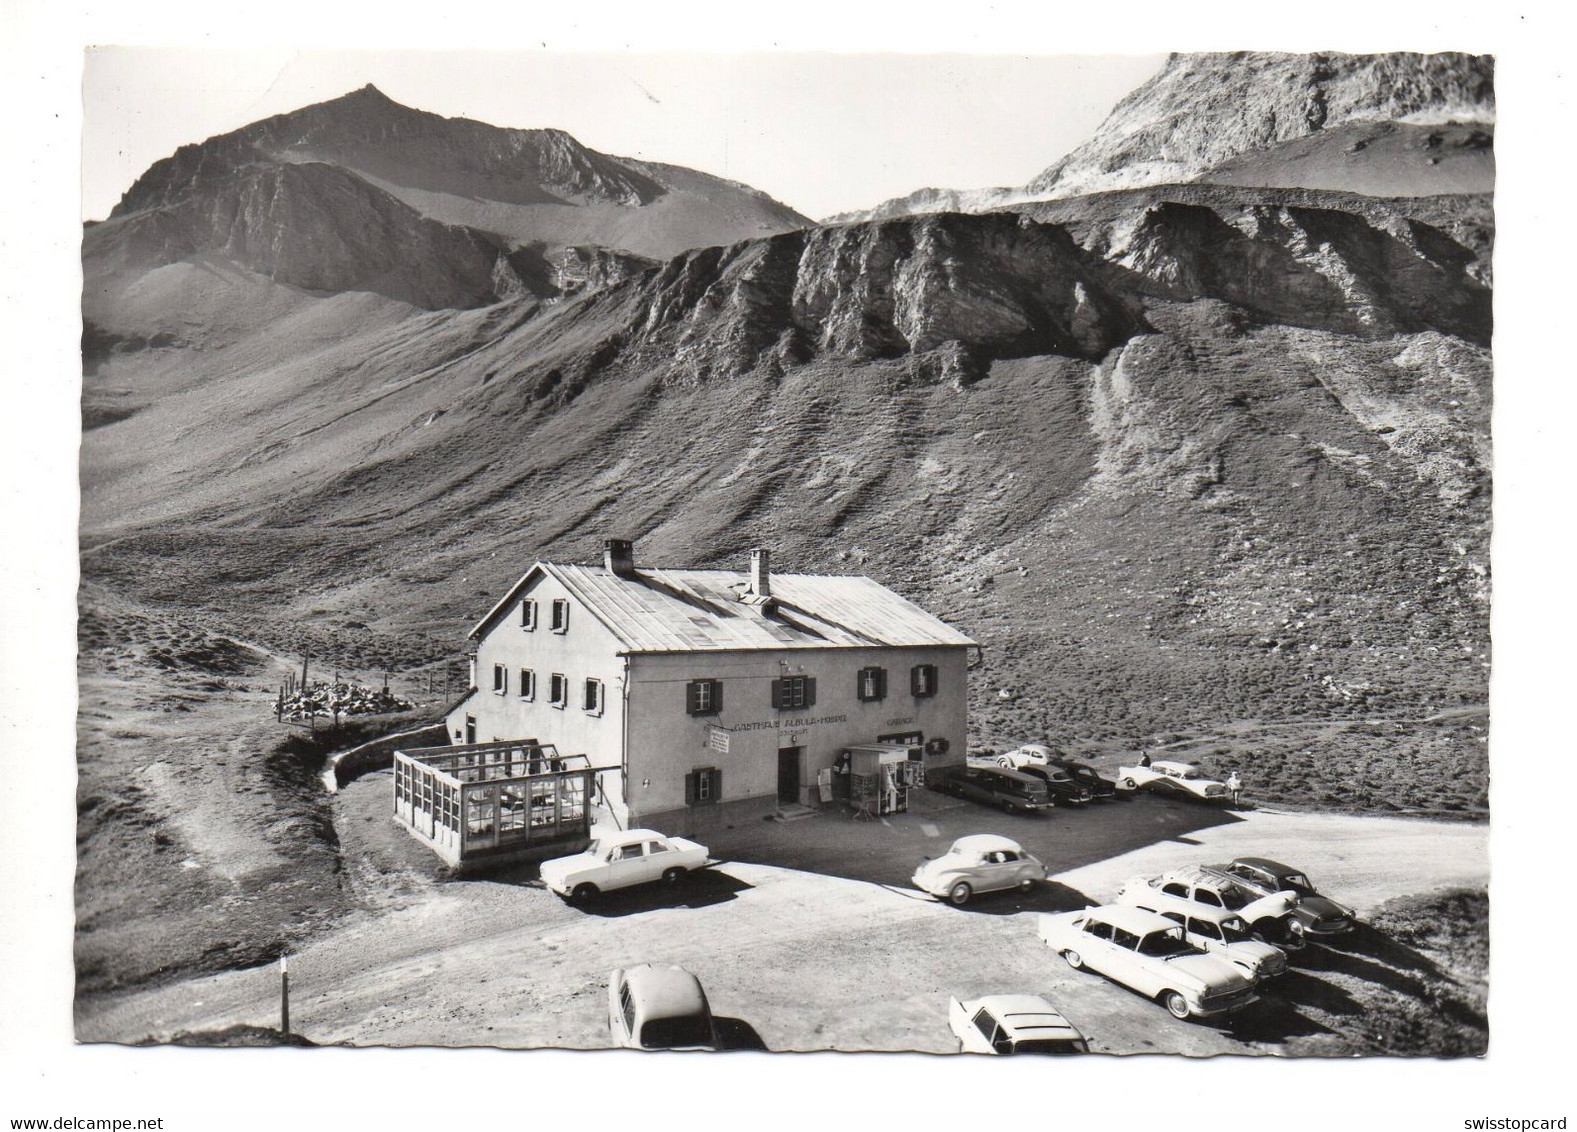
<box><xmin>749</xmin><ymin>547</ymin><xmax>771</xmax><ymax>598</ymax></box>
<box><xmin>604</xmin><ymin>538</ymin><xmax>636</xmax><ymax>578</ymax></box>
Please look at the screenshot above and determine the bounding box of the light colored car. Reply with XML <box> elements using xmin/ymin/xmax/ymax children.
<box><xmin>1115</xmin><ymin>867</ymin><xmax>1301</xmax><ymax>946</ymax></box>
<box><xmin>1038</xmin><ymin>905</ymin><xmax>1259</xmax><ymax>1020</ymax></box>
<box><xmin>994</xmin><ymin>743</ymin><xmax>1054</xmax><ymax>769</ymax></box>
<box><xmin>1115</xmin><ymin>760</ymin><xmax>1229</xmax><ymax>802</ymax></box>
<box><xmin>912</xmin><ymin>834</ymin><xmax>1047</xmax><ymax>906</ymax></box>
<box><xmin>540</xmin><ymin>828</ymin><xmax>710</xmax><ymax>901</ymax></box>
<box><xmin>948</xmin><ymin>994</ymin><xmax>1089</xmax><ymax>1055</ymax></box>
<box><xmin>1115</xmin><ymin>895</ymin><xmax>1289</xmax><ymax>982</ymax></box>
<box><xmin>607</xmin><ymin>964</ymin><xmax>718</xmax><ymax>1050</ymax></box>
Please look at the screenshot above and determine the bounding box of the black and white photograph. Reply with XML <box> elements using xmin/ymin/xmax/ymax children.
<box><xmin>3</xmin><ymin>3</ymin><xmax>1572</xmax><ymax>1128</ymax></box>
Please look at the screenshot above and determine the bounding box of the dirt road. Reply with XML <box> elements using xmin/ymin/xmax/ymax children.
<box><xmin>77</xmin><ymin>796</ymin><xmax>1486</xmax><ymax>1055</ymax></box>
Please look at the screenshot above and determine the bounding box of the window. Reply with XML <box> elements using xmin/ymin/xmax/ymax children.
<box><xmin>492</xmin><ymin>663</ymin><xmax>507</xmax><ymax>695</ymax></box>
<box><xmin>685</xmin><ymin>767</ymin><xmax>722</xmax><ymax>805</ymax></box>
<box><xmin>1162</xmin><ymin>882</ymin><xmax>1190</xmax><ymax>898</ymax></box>
<box><xmin>620</xmin><ymin>984</ymin><xmax>636</xmax><ymax>1034</ymax></box>
<box><xmin>686</xmin><ymin>679</ymin><xmax>723</xmax><ymax>716</ymax></box>
<box><xmin>1084</xmin><ymin>920</ymin><xmax>1114</xmax><ymax>941</ymax></box>
<box><xmin>911</xmin><ymin>663</ymin><xmax>938</xmax><ymax>698</ymax></box>
<box><xmin>550</xmin><ymin>673</ymin><xmax>567</xmax><ymax>709</ymax></box>
<box><xmin>551</xmin><ymin>598</ymin><xmax>570</xmax><ymax>633</ymax></box>
<box><xmin>1190</xmin><ymin>919</ymin><xmax>1223</xmax><ymax>941</ymax></box>
<box><xmin>520</xmin><ymin>599</ymin><xmax>537</xmax><ymax>631</ymax></box>
<box><xmin>583</xmin><ymin>677</ymin><xmax>604</xmax><ymax>716</ymax></box>
<box><xmin>518</xmin><ymin>669</ymin><xmax>536</xmax><ymax>701</ymax></box>
<box><xmin>1196</xmin><ymin>888</ymin><xmax>1224</xmax><ymax>907</ymax></box>
<box><xmin>770</xmin><ymin>674</ymin><xmax>816</xmax><ymax>711</ymax></box>
<box><xmin>856</xmin><ymin>666</ymin><xmax>887</xmax><ymax>702</ymax></box>
<box><xmin>1112</xmin><ymin>927</ymin><xmax>1141</xmax><ymax>950</ymax></box>
<box><xmin>647</xmin><ymin>841</ymin><xmax>670</xmax><ymax>855</ymax></box>
<box><xmin>612</xmin><ymin>844</ymin><xmax>643</xmax><ymax>861</ymax></box>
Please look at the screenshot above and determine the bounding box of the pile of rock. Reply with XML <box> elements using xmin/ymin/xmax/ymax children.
<box><xmin>276</xmin><ymin>680</ymin><xmax>413</xmax><ymax>722</ymax></box>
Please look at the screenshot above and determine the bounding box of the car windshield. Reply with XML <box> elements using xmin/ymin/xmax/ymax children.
<box><xmin>1013</xmin><ymin>1039</ymin><xmax>1088</xmax><ymax>1055</ymax></box>
<box><xmin>1219</xmin><ymin>917</ymin><xmax>1253</xmax><ymax>943</ymax></box>
<box><xmin>584</xmin><ymin>839</ymin><xmax>602</xmax><ymax>857</ymax></box>
<box><xmin>1281</xmin><ymin>873</ymin><xmax>1313</xmax><ymax>893</ymax></box>
<box><xmin>639</xmin><ymin>1015</ymin><xmax>713</xmax><ymax>1048</ymax></box>
<box><xmin>1138</xmin><ymin>928</ymin><xmax>1200</xmax><ymax>958</ymax></box>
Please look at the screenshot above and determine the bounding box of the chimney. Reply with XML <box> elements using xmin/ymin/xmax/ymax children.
<box><xmin>604</xmin><ymin>538</ymin><xmax>636</xmax><ymax>578</ymax></box>
<box><xmin>749</xmin><ymin>547</ymin><xmax>771</xmax><ymax>598</ymax></box>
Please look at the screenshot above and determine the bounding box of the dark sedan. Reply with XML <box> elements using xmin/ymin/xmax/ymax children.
<box><xmin>1017</xmin><ymin>764</ymin><xmax>1093</xmax><ymax>805</ymax></box>
<box><xmin>1050</xmin><ymin>759</ymin><xmax>1119</xmax><ymax>800</ymax></box>
<box><xmin>1212</xmin><ymin>857</ymin><xmax>1358</xmax><ymax>939</ymax></box>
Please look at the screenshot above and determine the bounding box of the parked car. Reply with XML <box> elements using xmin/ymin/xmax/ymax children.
<box><xmin>1050</xmin><ymin>758</ymin><xmax>1119</xmax><ymax>800</ymax></box>
<box><xmin>930</xmin><ymin>764</ymin><xmax>1053</xmax><ymax>814</ymax></box>
<box><xmin>948</xmin><ymin>994</ymin><xmax>1089</xmax><ymax>1055</ymax></box>
<box><xmin>995</xmin><ymin>743</ymin><xmax>1054</xmax><ymax>769</ymax></box>
<box><xmin>540</xmin><ymin>828</ymin><xmax>710</xmax><ymax>901</ymax></box>
<box><xmin>1114</xmin><ymin>867</ymin><xmax>1302</xmax><ymax>947</ymax></box>
<box><xmin>1017</xmin><ymin>763</ymin><xmax>1095</xmax><ymax>805</ymax></box>
<box><xmin>1038</xmin><ymin>905</ymin><xmax>1259</xmax><ymax>1020</ymax></box>
<box><xmin>1211</xmin><ymin>857</ymin><xmax>1358</xmax><ymax>938</ymax></box>
<box><xmin>1116</xmin><ymin>760</ymin><xmax>1229</xmax><ymax>803</ymax></box>
<box><xmin>912</xmin><ymin>834</ymin><xmax>1047</xmax><ymax>905</ymax></box>
<box><xmin>1115</xmin><ymin>895</ymin><xmax>1289</xmax><ymax>982</ymax></box>
<box><xmin>607</xmin><ymin>964</ymin><xmax>718</xmax><ymax>1050</ymax></box>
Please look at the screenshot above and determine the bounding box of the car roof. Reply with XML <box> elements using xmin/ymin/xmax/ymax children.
<box><xmin>1151</xmin><ymin>760</ymin><xmax>1198</xmax><ymax>773</ymax></box>
<box><xmin>1157</xmin><ymin>901</ymin><xmax>1248</xmax><ymax>926</ymax></box>
<box><xmin>619</xmin><ymin>965</ymin><xmax>709</xmax><ymax>1018</ymax></box>
<box><xmin>968</xmin><ymin>995</ymin><xmax>1084</xmax><ymax>1040</ymax></box>
<box><xmin>951</xmin><ymin>834</ymin><xmax>1024</xmax><ymax>854</ymax></box>
<box><xmin>1232</xmin><ymin>857</ymin><xmax>1298</xmax><ymax>875</ymax></box>
<box><xmin>1085</xmin><ymin>904</ymin><xmax>1178</xmax><ymax>935</ymax></box>
<box><xmin>612</xmin><ymin>829</ymin><xmax>669</xmax><ymax>842</ymax></box>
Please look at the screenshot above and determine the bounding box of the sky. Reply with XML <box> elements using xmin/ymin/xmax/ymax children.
<box><xmin>81</xmin><ymin>49</ymin><xmax>1165</xmax><ymax>221</ymax></box>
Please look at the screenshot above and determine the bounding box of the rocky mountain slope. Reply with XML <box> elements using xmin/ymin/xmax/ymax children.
<box><xmin>81</xmin><ymin>196</ymin><xmax>1491</xmax><ymax>741</ymax></box>
<box><xmin>830</xmin><ymin>52</ymin><xmax>1493</xmax><ymax>224</ymax></box>
<box><xmin>84</xmin><ymin>85</ymin><xmax>809</xmax><ymax>353</ymax></box>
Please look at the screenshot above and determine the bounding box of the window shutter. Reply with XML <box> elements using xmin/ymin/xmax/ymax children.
<box><xmin>686</xmin><ymin>681</ymin><xmax>700</xmax><ymax>715</ymax></box>
<box><xmin>804</xmin><ymin>677</ymin><xmax>817</xmax><ymax>707</ymax></box>
<box><xmin>877</xmin><ymin>668</ymin><xmax>888</xmax><ymax>699</ymax></box>
<box><xmin>712</xmin><ymin>680</ymin><xmax>723</xmax><ymax>713</ymax></box>
<box><xmin>911</xmin><ymin>665</ymin><xmax>922</xmax><ymax>696</ymax></box>
<box><xmin>855</xmin><ymin>670</ymin><xmax>866</xmax><ymax>701</ymax></box>
<box><xmin>770</xmin><ymin>678</ymin><xmax>784</xmax><ymax>709</ymax></box>
<box><xmin>684</xmin><ymin>771</ymin><xmax>697</xmax><ymax>805</ymax></box>
<box><xmin>710</xmin><ymin>768</ymin><xmax>722</xmax><ymax>802</ymax></box>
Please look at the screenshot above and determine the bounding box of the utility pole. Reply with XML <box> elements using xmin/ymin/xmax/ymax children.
<box><xmin>279</xmin><ymin>954</ymin><xmax>290</xmax><ymax>1037</ymax></box>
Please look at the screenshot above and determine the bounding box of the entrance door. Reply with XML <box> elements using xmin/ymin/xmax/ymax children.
<box><xmin>777</xmin><ymin>747</ymin><xmax>802</xmax><ymax>805</ymax></box>
<box><xmin>465</xmin><ymin>715</ymin><xmax>477</xmax><ymax>744</ymax></box>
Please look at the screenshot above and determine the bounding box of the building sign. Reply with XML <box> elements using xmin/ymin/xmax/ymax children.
<box><xmin>885</xmin><ymin>716</ymin><xmax>915</xmax><ymax>727</ymax></box>
<box><xmin>708</xmin><ymin>726</ymin><xmax>731</xmax><ymax>754</ymax></box>
<box><xmin>724</xmin><ymin>714</ymin><xmax>850</xmax><ymax>733</ymax></box>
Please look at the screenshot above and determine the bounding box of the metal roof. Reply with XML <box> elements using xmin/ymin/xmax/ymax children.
<box><xmin>472</xmin><ymin>562</ymin><xmax>976</xmax><ymax>653</ymax></box>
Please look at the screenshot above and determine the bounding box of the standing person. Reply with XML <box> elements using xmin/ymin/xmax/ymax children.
<box><xmin>1226</xmin><ymin>770</ymin><xmax>1243</xmax><ymax>807</ymax></box>
<box><xmin>1139</xmin><ymin>751</ymin><xmax>1152</xmax><ymax>768</ymax></box>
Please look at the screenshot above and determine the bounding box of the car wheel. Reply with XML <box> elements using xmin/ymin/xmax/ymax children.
<box><xmin>948</xmin><ymin>881</ymin><xmax>973</xmax><ymax>906</ymax></box>
<box><xmin>1017</xmin><ymin>877</ymin><xmax>1036</xmax><ymax>893</ymax></box>
<box><xmin>1162</xmin><ymin>991</ymin><xmax>1192</xmax><ymax>1020</ymax></box>
<box><xmin>570</xmin><ymin>882</ymin><xmax>599</xmax><ymax>902</ymax></box>
<box><xmin>661</xmin><ymin>867</ymin><xmax>686</xmax><ymax>886</ymax></box>
<box><xmin>1063</xmin><ymin>949</ymin><xmax>1084</xmax><ymax>970</ymax></box>
<box><xmin>1289</xmin><ymin>919</ymin><xmax>1306</xmax><ymax>937</ymax></box>
<box><xmin>1122</xmin><ymin>777</ymin><xmax>1137</xmax><ymax>789</ymax></box>
<box><xmin>997</xmin><ymin>756</ymin><xmax>1014</xmax><ymax>768</ymax></box>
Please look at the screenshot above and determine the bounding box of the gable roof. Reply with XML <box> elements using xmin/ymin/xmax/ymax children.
<box><xmin>471</xmin><ymin>562</ymin><xmax>975</xmax><ymax>653</ymax></box>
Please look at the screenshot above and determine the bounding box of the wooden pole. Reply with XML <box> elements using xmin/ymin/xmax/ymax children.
<box><xmin>301</xmin><ymin>647</ymin><xmax>310</xmax><ymax>692</ymax></box>
<box><xmin>279</xmin><ymin>954</ymin><xmax>290</xmax><ymax>1036</ymax></box>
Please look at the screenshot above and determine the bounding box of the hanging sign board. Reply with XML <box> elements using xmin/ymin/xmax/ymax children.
<box><xmin>708</xmin><ymin>726</ymin><xmax>731</xmax><ymax>754</ymax></box>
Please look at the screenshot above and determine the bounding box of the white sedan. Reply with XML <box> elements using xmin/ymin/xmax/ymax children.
<box><xmin>1038</xmin><ymin>904</ymin><xmax>1258</xmax><ymax>1020</ymax></box>
<box><xmin>540</xmin><ymin>828</ymin><xmax>710</xmax><ymax>901</ymax></box>
<box><xmin>912</xmin><ymin>834</ymin><xmax>1047</xmax><ymax>906</ymax></box>
<box><xmin>1116</xmin><ymin>759</ymin><xmax>1229</xmax><ymax>802</ymax></box>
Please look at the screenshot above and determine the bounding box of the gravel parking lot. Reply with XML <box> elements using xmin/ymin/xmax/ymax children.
<box><xmin>76</xmin><ymin>773</ymin><xmax>1487</xmax><ymax>1055</ymax></box>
